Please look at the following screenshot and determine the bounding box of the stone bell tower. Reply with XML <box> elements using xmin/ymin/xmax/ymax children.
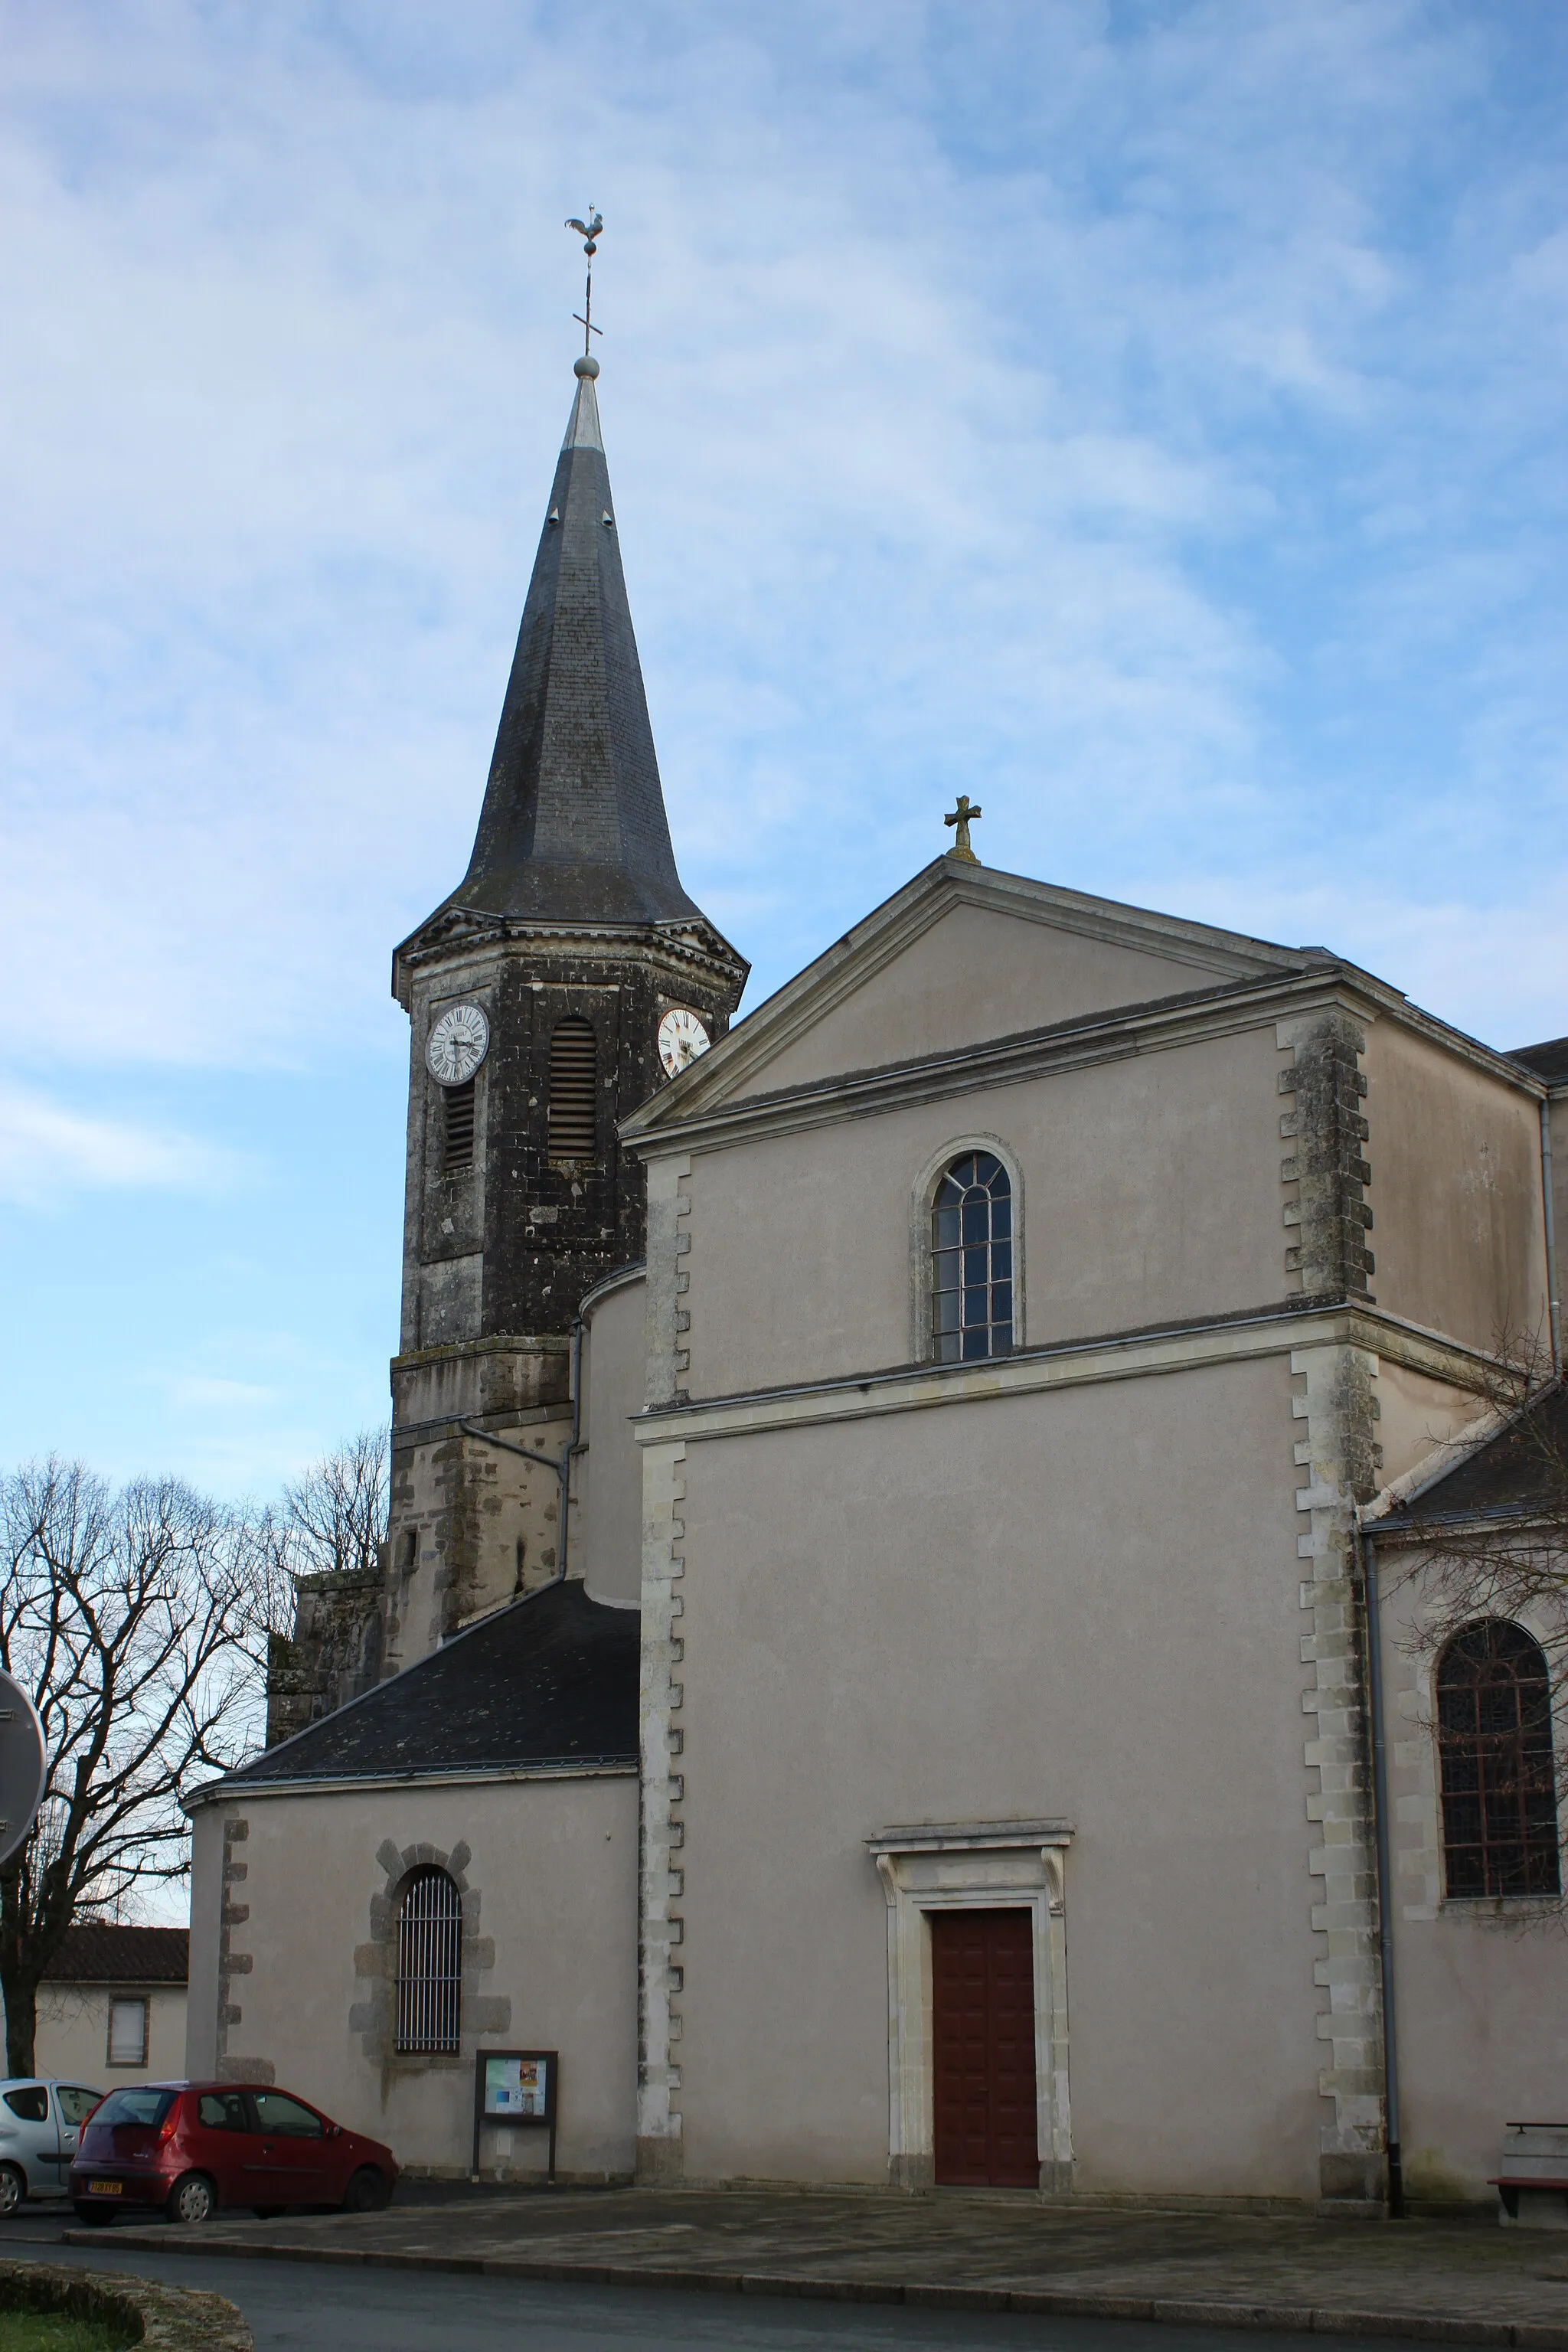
<box><xmin>378</xmin><ymin>351</ymin><xmax>747</xmax><ymax>1673</ymax></box>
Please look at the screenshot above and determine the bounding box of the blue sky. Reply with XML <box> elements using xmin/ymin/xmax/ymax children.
<box><xmin>2</xmin><ymin>0</ymin><xmax>1565</xmax><ymax>1501</ymax></box>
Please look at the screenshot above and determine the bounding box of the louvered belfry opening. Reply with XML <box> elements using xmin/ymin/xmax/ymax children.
<box><xmin>443</xmin><ymin>1079</ymin><xmax>476</xmax><ymax>1172</ymax></box>
<box><xmin>548</xmin><ymin>1017</ymin><xmax>598</xmax><ymax>1165</ymax></box>
<box><xmin>395</xmin><ymin>1866</ymin><xmax>462</xmax><ymax>2055</ymax></box>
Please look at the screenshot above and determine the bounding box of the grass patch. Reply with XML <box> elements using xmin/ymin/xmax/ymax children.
<box><xmin>0</xmin><ymin>2313</ymin><xmax>134</xmax><ymax>2350</ymax></box>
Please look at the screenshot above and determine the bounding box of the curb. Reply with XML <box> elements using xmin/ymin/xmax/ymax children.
<box><xmin>60</xmin><ymin>2230</ymin><xmax>1566</xmax><ymax>2345</ymax></box>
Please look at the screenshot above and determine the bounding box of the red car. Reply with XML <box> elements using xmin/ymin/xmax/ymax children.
<box><xmin>69</xmin><ymin>2082</ymin><xmax>397</xmax><ymax>2226</ymax></box>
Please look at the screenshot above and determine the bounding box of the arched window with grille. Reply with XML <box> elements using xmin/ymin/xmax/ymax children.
<box><xmin>931</xmin><ymin>1150</ymin><xmax>1014</xmax><ymax>1364</ymax></box>
<box><xmin>396</xmin><ymin>1867</ymin><xmax>462</xmax><ymax>2053</ymax></box>
<box><xmin>1436</xmin><ymin>1621</ymin><xmax>1560</xmax><ymax>1899</ymax></box>
<box><xmin>548</xmin><ymin>1017</ymin><xmax>598</xmax><ymax>1166</ymax></box>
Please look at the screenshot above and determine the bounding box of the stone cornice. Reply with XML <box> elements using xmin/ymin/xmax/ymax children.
<box><xmin>633</xmin><ymin>1298</ymin><xmax>1496</xmax><ymax>1447</ymax></box>
<box><xmin>626</xmin><ymin>970</ymin><xmax>1348</xmax><ymax>1160</ymax></box>
<box><xmin>866</xmin><ymin>1820</ymin><xmax>1076</xmax><ymax>1855</ymax></box>
<box><xmin>393</xmin><ymin>910</ymin><xmax>746</xmax><ymax>1011</ymax></box>
<box><xmin>624</xmin><ymin>959</ymin><xmax>1540</xmax><ymax>1163</ymax></box>
<box><xmin>623</xmin><ymin>857</ymin><xmax>1315</xmax><ymax>1141</ymax></box>
<box><xmin>185</xmin><ymin>1759</ymin><xmax>637</xmax><ymax>1811</ymax></box>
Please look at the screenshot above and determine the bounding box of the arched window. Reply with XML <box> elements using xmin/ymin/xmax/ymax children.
<box><xmin>548</xmin><ymin>1017</ymin><xmax>598</xmax><ymax>1166</ymax></box>
<box><xmin>1436</xmin><ymin>1621</ymin><xmax>1560</xmax><ymax>1899</ymax></box>
<box><xmin>932</xmin><ymin>1152</ymin><xmax>1014</xmax><ymax>1364</ymax></box>
<box><xmin>396</xmin><ymin>1867</ymin><xmax>462</xmax><ymax>2053</ymax></box>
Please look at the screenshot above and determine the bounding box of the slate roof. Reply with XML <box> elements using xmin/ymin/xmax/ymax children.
<box><xmin>418</xmin><ymin>363</ymin><xmax>704</xmax><ymax>933</ymax></box>
<box><xmin>1380</xmin><ymin>1383</ymin><xmax>1568</xmax><ymax>1530</ymax></box>
<box><xmin>1510</xmin><ymin>1035</ymin><xmax>1568</xmax><ymax>1086</ymax></box>
<box><xmin>43</xmin><ymin>1926</ymin><xmax>189</xmax><ymax>1986</ymax></box>
<box><xmin>221</xmin><ymin>1577</ymin><xmax>638</xmax><ymax>1787</ymax></box>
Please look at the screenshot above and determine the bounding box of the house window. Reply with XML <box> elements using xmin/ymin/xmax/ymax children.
<box><xmin>1437</xmin><ymin>1620</ymin><xmax>1560</xmax><ymax>1898</ymax></box>
<box><xmin>932</xmin><ymin>1152</ymin><xmax>1014</xmax><ymax>1363</ymax></box>
<box><xmin>107</xmin><ymin>1996</ymin><xmax>149</xmax><ymax>2066</ymax></box>
<box><xmin>396</xmin><ymin>1867</ymin><xmax>462</xmax><ymax>2054</ymax></box>
<box><xmin>547</xmin><ymin>1017</ymin><xmax>598</xmax><ymax>1165</ymax></box>
<box><xmin>443</xmin><ymin>1078</ymin><xmax>476</xmax><ymax>1173</ymax></box>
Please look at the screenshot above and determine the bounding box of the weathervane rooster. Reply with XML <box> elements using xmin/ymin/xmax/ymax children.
<box><xmin>566</xmin><ymin>210</ymin><xmax>605</xmax><ymax>358</ymax></box>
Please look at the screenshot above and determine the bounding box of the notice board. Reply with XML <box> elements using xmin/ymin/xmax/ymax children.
<box><xmin>471</xmin><ymin>2049</ymin><xmax>559</xmax><ymax>2180</ymax></box>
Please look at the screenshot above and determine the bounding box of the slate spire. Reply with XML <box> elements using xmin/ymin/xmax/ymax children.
<box><xmin>445</xmin><ymin>355</ymin><xmax>704</xmax><ymax>929</ymax></box>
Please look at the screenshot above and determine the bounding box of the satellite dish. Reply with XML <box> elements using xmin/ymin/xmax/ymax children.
<box><xmin>0</xmin><ymin>1674</ymin><xmax>47</xmax><ymax>1870</ymax></box>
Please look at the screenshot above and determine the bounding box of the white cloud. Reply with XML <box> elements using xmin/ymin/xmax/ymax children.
<box><xmin>0</xmin><ymin>0</ymin><xmax>1557</xmax><ymax>1079</ymax></box>
<box><xmin>0</xmin><ymin>1</ymin><xmax>1560</xmax><ymax>1062</ymax></box>
<box><xmin>0</xmin><ymin>1085</ymin><xmax>239</xmax><ymax>1207</ymax></box>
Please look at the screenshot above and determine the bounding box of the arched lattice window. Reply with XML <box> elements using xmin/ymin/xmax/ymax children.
<box><xmin>1437</xmin><ymin>1621</ymin><xmax>1560</xmax><ymax>1899</ymax></box>
<box><xmin>932</xmin><ymin>1152</ymin><xmax>1014</xmax><ymax>1364</ymax></box>
<box><xmin>548</xmin><ymin>1017</ymin><xmax>597</xmax><ymax>1166</ymax></box>
<box><xmin>396</xmin><ymin>1867</ymin><xmax>462</xmax><ymax>2053</ymax></box>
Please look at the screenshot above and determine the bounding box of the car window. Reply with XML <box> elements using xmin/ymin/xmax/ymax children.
<box><xmin>2</xmin><ymin>2088</ymin><xmax>48</xmax><ymax>2123</ymax></box>
<box><xmin>196</xmin><ymin>2092</ymin><xmax>250</xmax><ymax>2132</ymax></box>
<box><xmin>92</xmin><ymin>2087</ymin><xmax>175</xmax><ymax>2129</ymax></box>
<box><xmin>56</xmin><ymin>2086</ymin><xmax>103</xmax><ymax>2127</ymax></box>
<box><xmin>250</xmin><ymin>2092</ymin><xmax>324</xmax><ymax>2138</ymax></box>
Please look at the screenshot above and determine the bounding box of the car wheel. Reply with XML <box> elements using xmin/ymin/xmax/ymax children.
<box><xmin>166</xmin><ymin>2171</ymin><xmax>217</xmax><ymax>2226</ymax></box>
<box><xmin>0</xmin><ymin>2166</ymin><xmax>24</xmax><ymax>2218</ymax></box>
<box><xmin>72</xmin><ymin>2201</ymin><xmax>113</xmax><ymax>2226</ymax></box>
<box><xmin>343</xmin><ymin>2166</ymin><xmax>390</xmax><ymax>2213</ymax></box>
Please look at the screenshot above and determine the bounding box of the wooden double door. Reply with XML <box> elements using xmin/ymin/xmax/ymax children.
<box><xmin>930</xmin><ymin>1906</ymin><xmax>1039</xmax><ymax>2188</ymax></box>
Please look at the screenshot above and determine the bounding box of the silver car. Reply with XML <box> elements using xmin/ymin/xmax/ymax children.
<box><xmin>0</xmin><ymin>2079</ymin><xmax>105</xmax><ymax>2213</ymax></box>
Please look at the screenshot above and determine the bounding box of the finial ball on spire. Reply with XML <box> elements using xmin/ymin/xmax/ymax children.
<box><xmin>574</xmin><ymin>354</ymin><xmax>600</xmax><ymax>378</ymax></box>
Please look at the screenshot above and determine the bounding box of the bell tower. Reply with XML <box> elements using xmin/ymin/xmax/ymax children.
<box><xmin>380</xmin><ymin>349</ymin><xmax>747</xmax><ymax>1671</ymax></box>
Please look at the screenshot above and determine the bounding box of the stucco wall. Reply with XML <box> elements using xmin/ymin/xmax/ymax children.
<box><xmin>187</xmin><ymin>1775</ymin><xmax>638</xmax><ymax>2180</ymax></box>
<box><xmin>666</xmin><ymin>1352</ymin><xmax>1328</xmax><ymax>2199</ymax></box>
<box><xmin>32</xmin><ymin>1985</ymin><xmax>186</xmax><ymax>2089</ymax></box>
<box><xmin>1549</xmin><ymin>1094</ymin><xmax>1567</xmax><ymax>1332</ymax></box>
<box><xmin>1374</xmin><ymin>1361</ymin><xmax>1490</xmax><ymax>1491</ymax></box>
<box><xmin>732</xmin><ymin>903</ymin><xmax>1242</xmax><ymax>1097</ymax></box>
<box><xmin>1364</xmin><ymin>1025</ymin><xmax>1547</xmax><ymax>1355</ymax></box>
<box><xmin>577</xmin><ymin>1276</ymin><xmax>645</xmax><ymax>1608</ymax></box>
<box><xmin>187</xmin><ymin>1802</ymin><xmax>224</xmax><ymax>2079</ymax></box>
<box><xmin>1374</xmin><ymin>1550</ymin><xmax>1568</xmax><ymax>2203</ymax></box>
<box><xmin>681</xmin><ymin>1020</ymin><xmax>1289</xmax><ymax>1399</ymax></box>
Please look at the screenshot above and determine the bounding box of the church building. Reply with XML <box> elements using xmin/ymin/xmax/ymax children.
<box><xmin>186</xmin><ymin>343</ymin><xmax>1568</xmax><ymax>2216</ymax></box>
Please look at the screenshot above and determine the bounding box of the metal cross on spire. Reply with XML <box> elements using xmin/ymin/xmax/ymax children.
<box><xmin>944</xmin><ymin>795</ymin><xmax>982</xmax><ymax>862</ymax></box>
<box><xmin>565</xmin><ymin>209</ymin><xmax>605</xmax><ymax>359</ymax></box>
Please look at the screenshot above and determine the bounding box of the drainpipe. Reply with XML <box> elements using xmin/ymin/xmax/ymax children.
<box><xmin>1542</xmin><ymin>1100</ymin><xmax>1561</xmax><ymax>1374</ymax></box>
<box><xmin>1358</xmin><ymin>1521</ymin><xmax>1405</xmax><ymax>2219</ymax></box>
<box><xmin>459</xmin><ymin>1312</ymin><xmax>588</xmax><ymax>1589</ymax></box>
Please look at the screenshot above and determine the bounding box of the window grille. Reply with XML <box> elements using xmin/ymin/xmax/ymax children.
<box><xmin>1437</xmin><ymin>1620</ymin><xmax>1560</xmax><ymax>1898</ymax></box>
<box><xmin>395</xmin><ymin>1867</ymin><xmax>462</xmax><ymax>2054</ymax></box>
<box><xmin>443</xmin><ymin>1078</ymin><xmax>476</xmax><ymax>1172</ymax></box>
<box><xmin>931</xmin><ymin>1152</ymin><xmax>1014</xmax><ymax>1363</ymax></box>
<box><xmin>548</xmin><ymin>1017</ymin><xmax>598</xmax><ymax>1165</ymax></box>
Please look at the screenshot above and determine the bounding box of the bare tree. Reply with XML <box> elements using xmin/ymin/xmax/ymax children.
<box><xmin>0</xmin><ymin>1460</ymin><xmax>273</xmax><ymax>2077</ymax></box>
<box><xmin>261</xmin><ymin>1429</ymin><xmax>389</xmax><ymax>1747</ymax></box>
<box><xmin>273</xmin><ymin>1427</ymin><xmax>388</xmax><ymax>1585</ymax></box>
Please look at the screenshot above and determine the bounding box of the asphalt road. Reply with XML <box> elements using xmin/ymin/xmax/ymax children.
<box><xmin>0</xmin><ymin>2211</ymin><xmax>1501</xmax><ymax>2352</ymax></box>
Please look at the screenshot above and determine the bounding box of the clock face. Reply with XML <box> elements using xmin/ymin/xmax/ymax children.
<box><xmin>658</xmin><ymin>1006</ymin><xmax>711</xmax><ymax>1079</ymax></box>
<box><xmin>426</xmin><ymin>1002</ymin><xmax>490</xmax><ymax>1086</ymax></box>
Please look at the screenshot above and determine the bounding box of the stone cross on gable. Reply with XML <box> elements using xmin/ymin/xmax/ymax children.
<box><xmin>944</xmin><ymin>795</ymin><xmax>982</xmax><ymax>863</ymax></box>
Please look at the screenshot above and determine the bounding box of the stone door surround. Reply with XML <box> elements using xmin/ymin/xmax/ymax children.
<box><xmin>867</xmin><ymin>1819</ymin><xmax>1074</xmax><ymax>2195</ymax></box>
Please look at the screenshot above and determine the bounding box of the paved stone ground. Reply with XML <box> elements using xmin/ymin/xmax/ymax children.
<box><xmin>66</xmin><ymin>2188</ymin><xmax>1568</xmax><ymax>2345</ymax></box>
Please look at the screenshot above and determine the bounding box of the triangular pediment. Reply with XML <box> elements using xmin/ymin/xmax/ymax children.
<box><xmin>623</xmin><ymin>857</ymin><xmax>1321</xmax><ymax>1139</ymax></box>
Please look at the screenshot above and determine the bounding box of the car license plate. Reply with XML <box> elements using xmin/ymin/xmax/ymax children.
<box><xmin>90</xmin><ymin>2180</ymin><xmax>122</xmax><ymax>2195</ymax></box>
